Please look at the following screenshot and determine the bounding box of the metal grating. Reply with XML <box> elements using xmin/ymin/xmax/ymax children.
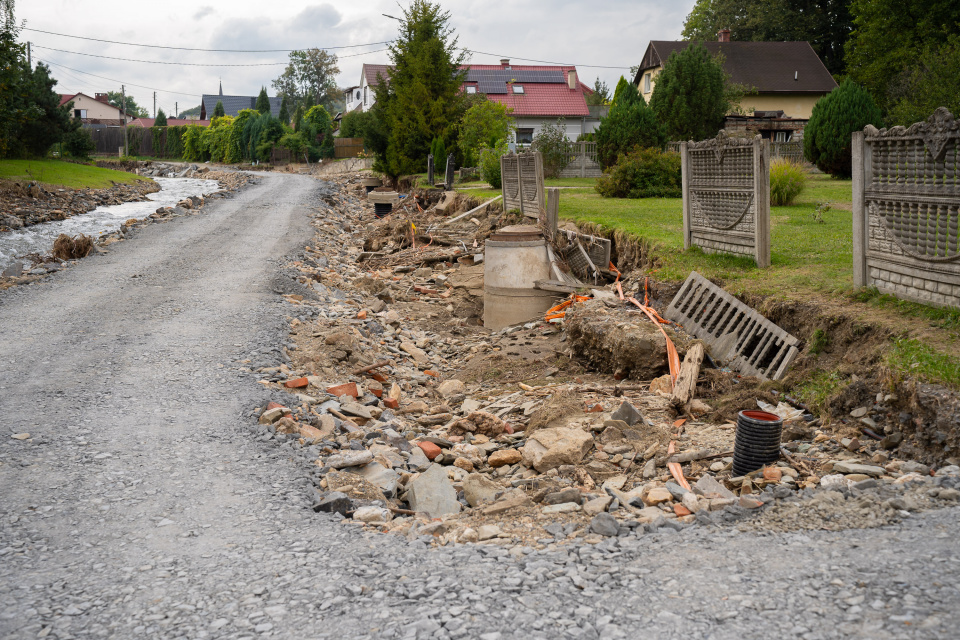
<box><xmin>562</xmin><ymin>230</ymin><xmax>611</xmax><ymax>270</ymax></box>
<box><xmin>665</xmin><ymin>272</ymin><xmax>799</xmax><ymax>381</ymax></box>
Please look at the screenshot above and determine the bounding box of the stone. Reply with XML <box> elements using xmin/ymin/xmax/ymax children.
<box><xmin>588</xmin><ymin>513</ymin><xmax>620</xmax><ymax>537</ymax></box>
<box><xmin>937</xmin><ymin>488</ymin><xmax>960</xmax><ymax>501</ymax></box>
<box><xmin>353</xmin><ymin>506</ymin><xmax>392</xmax><ymax>523</ymax></box>
<box><xmin>462</xmin><ymin>398</ymin><xmax>482</xmax><ymax>413</ymax></box>
<box><xmin>739</xmin><ymin>495</ymin><xmax>764</xmax><ymax>509</ymax></box>
<box><xmin>11</xmin><ymin>433</ymin><xmax>30</xmax><ymax>440</ymax></box>
<box><xmin>634</xmin><ymin>507</ymin><xmax>668</xmax><ymax>523</ymax></box>
<box><xmin>437</xmin><ymin>379</ymin><xmax>466</xmax><ymax>397</ymax></box>
<box><xmin>681</xmin><ymin>492</ymin><xmax>701</xmax><ymax>513</ymax></box>
<box><xmin>477</xmin><ymin>524</ymin><xmax>502</xmax><ymax>541</ymax></box>
<box><xmin>417</xmin><ymin>441</ymin><xmax>442</xmax><ymax>460</ymax></box>
<box><xmin>488</xmin><ymin>449</ymin><xmax>522</xmax><ymax>467</ymax></box>
<box><xmin>649</xmin><ymin>374</ymin><xmax>673</xmax><ymax>395</ymax></box>
<box><xmin>407</xmin><ymin>447</ymin><xmax>431</xmax><ymax>471</ymax></box>
<box><xmin>462</xmin><ymin>473</ymin><xmax>503</xmax><ymax>507</ymax></box>
<box><xmin>542</xmin><ymin>488</ymin><xmax>582</xmax><ymax>505</ymax></box>
<box><xmin>881</xmin><ymin>432</ymin><xmax>903</xmax><ymax>450</ymax></box>
<box><xmin>400</xmin><ymin>342</ymin><xmax>431</xmax><ymax>366</ymax></box>
<box><xmin>349</xmin><ymin>462</ymin><xmax>400</xmax><ymax>497</ymax></box>
<box><xmin>259</xmin><ymin>406</ymin><xmax>290</xmax><ymax>425</ymax></box>
<box><xmin>643</xmin><ymin>487</ymin><xmax>673</xmax><ymax>505</ymax></box>
<box><xmin>521</xmin><ymin>427</ymin><xmax>593</xmax><ymax>472</ymax></box>
<box><xmin>610</xmin><ymin>401</ymin><xmax>643</xmax><ymax>426</ymax></box>
<box><xmin>405</xmin><ymin>464</ymin><xmax>461</xmax><ymax>517</ymax></box>
<box><xmin>900</xmin><ymin>461</ymin><xmax>930</xmax><ymax>475</ymax></box>
<box><xmin>832</xmin><ymin>461</ymin><xmax>885</xmax><ymax>477</ymax></box>
<box><xmin>312</xmin><ymin>492</ymin><xmax>352</xmax><ymax>515</ymax></box>
<box><xmin>541</xmin><ymin>502</ymin><xmax>580</xmax><ymax>515</ymax></box>
<box><xmin>326</xmin><ymin>450</ymin><xmax>373</xmax><ymax>469</ymax></box>
<box><xmin>850</xmin><ymin>407</ymin><xmax>869</xmax><ymax>418</ymax></box>
<box><xmin>665</xmin><ymin>481</ymin><xmax>690</xmax><ymax>500</ymax></box>
<box><xmin>459</xmin><ymin>528</ymin><xmax>479</xmax><ymax>543</ymax></box>
<box><xmin>340</xmin><ymin>402</ymin><xmax>373</xmax><ymax>419</ymax></box>
<box><xmin>582</xmin><ymin>495</ymin><xmax>612</xmax><ymax>516</ymax></box>
<box><xmin>483</xmin><ymin>490</ymin><xmax>534</xmax><ymax>515</ymax></box>
<box><xmin>693</xmin><ymin>474</ymin><xmax>736</xmax><ymax>499</ymax></box>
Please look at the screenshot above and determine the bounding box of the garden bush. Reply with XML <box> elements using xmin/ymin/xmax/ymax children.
<box><xmin>595</xmin><ymin>76</ymin><xmax>666</xmax><ymax>168</ymax></box>
<box><xmin>533</xmin><ymin>119</ymin><xmax>571</xmax><ymax>178</ymax></box>
<box><xmin>769</xmin><ymin>157</ymin><xmax>807</xmax><ymax>205</ymax></box>
<box><xmin>479</xmin><ymin>139</ymin><xmax>508</xmax><ymax>189</ymax></box>
<box><xmin>595</xmin><ymin>147</ymin><xmax>682</xmax><ymax>199</ymax></box>
<box><xmin>804</xmin><ymin>79</ymin><xmax>883</xmax><ymax>178</ymax></box>
<box><xmin>62</xmin><ymin>128</ymin><xmax>95</xmax><ymax>159</ymax></box>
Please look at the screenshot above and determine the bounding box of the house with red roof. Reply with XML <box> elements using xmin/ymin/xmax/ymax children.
<box><xmin>58</xmin><ymin>92</ymin><xmax>132</xmax><ymax>127</ymax></box>
<box><xmin>357</xmin><ymin>60</ymin><xmax>600</xmax><ymax>141</ymax></box>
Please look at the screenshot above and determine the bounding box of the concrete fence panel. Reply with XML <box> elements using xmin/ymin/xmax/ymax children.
<box><xmin>853</xmin><ymin>108</ymin><xmax>960</xmax><ymax>309</ymax></box>
<box><xmin>681</xmin><ymin>132</ymin><xmax>771</xmax><ymax>267</ymax></box>
<box><xmin>500</xmin><ymin>151</ymin><xmax>545</xmax><ymax>217</ymax></box>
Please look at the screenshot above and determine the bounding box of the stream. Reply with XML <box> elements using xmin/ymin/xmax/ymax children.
<box><xmin>0</xmin><ymin>177</ymin><xmax>220</xmax><ymax>272</ymax></box>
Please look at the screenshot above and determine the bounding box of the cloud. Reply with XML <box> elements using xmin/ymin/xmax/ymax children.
<box><xmin>208</xmin><ymin>3</ymin><xmax>343</xmax><ymax>51</ymax></box>
<box><xmin>193</xmin><ymin>6</ymin><xmax>215</xmax><ymax>20</ymax></box>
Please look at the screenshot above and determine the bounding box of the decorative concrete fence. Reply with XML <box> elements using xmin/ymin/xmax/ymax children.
<box><xmin>501</xmin><ymin>151</ymin><xmax>545</xmax><ymax>216</ymax></box>
<box><xmin>558</xmin><ymin>141</ymin><xmax>603</xmax><ymax>178</ymax></box>
<box><xmin>853</xmin><ymin>108</ymin><xmax>960</xmax><ymax>308</ymax></box>
<box><xmin>681</xmin><ymin>132</ymin><xmax>771</xmax><ymax>267</ymax></box>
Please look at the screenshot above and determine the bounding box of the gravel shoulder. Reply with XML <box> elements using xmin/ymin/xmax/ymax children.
<box><xmin>0</xmin><ymin>172</ymin><xmax>958</xmax><ymax>640</ymax></box>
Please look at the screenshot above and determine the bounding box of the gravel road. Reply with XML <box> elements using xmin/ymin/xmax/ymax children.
<box><xmin>1</xmin><ymin>173</ymin><xmax>958</xmax><ymax>640</ymax></box>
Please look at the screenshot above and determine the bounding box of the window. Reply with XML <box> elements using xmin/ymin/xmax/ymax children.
<box><xmin>466</xmin><ymin>86</ymin><xmax>476</xmax><ymax>94</ymax></box>
<box><xmin>643</xmin><ymin>73</ymin><xmax>651</xmax><ymax>94</ymax></box>
<box><xmin>516</xmin><ymin>128</ymin><xmax>534</xmax><ymax>144</ymax></box>
<box><xmin>74</xmin><ymin>109</ymin><xmax>87</xmax><ymax>119</ymax></box>
<box><xmin>356</xmin><ymin>90</ymin><xmax>361</xmax><ymax>101</ymax></box>
<box><xmin>774</xmin><ymin>131</ymin><xmax>792</xmax><ymax>142</ymax></box>
<box><xmin>512</xmin><ymin>85</ymin><xmax>524</xmax><ymax>94</ymax></box>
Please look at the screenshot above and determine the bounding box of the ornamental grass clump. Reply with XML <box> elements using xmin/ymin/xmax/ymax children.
<box><xmin>769</xmin><ymin>157</ymin><xmax>807</xmax><ymax>205</ymax></box>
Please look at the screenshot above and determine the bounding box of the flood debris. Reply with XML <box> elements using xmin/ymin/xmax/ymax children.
<box><xmin>241</xmin><ymin>170</ymin><xmax>960</xmax><ymax>548</ymax></box>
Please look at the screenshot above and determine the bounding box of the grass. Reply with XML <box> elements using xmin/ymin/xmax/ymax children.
<box><xmin>887</xmin><ymin>338</ymin><xmax>960</xmax><ymax>387</ymax></box>
<box><xmin>852</xmin><ymin>287</ymin><xmax>960</xmax><ymax>332</ymax></box>
<box><xmin>0</xmin><ymin>158</ymin><xmax>149</xmax><ymax>189</ymax></box>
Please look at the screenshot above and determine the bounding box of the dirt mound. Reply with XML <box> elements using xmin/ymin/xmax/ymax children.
<box><xmin>52</xmin><ymin>234</ymin><xmax>94</xmax><ymax>260</ymax></box>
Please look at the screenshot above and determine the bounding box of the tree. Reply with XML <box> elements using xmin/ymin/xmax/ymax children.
<box><xmin>63</xmin><ymin>127</ymin><xmax>95</xmax><ymax>159</ymax></box>
<box><xmin>106</xmin><ymin>91</ymin><xmax>148</xmax><ymax>118</ymax></box>
<box><xmin>610</xmin><ymin>76</ymin><xmax>636</xmax><ymax>107</ymax></box>
<box><xmin>271</xmin><ymin>48</ymin><xmax>342</xmax><ymax>114</ymax></box>
<box><xmin>595</xmin><ymin>81</ymin><xmax>667</xmax><ymax>168</ymax></box>
<box><xmin>586</xmin><ymin>78</ymin><xmax>611</xmax><ymax>106</ymax></box>
<box><xmin>303</xmin><ymin>104</ymin><xmax>334</xmax><ymax>158</ymax></box>
<box><xmin>155</xmin><ymin>108</ymin><xmax>167</xmax><ymax>127</ymax></box>
<box><xmin>804</xmin><ymin>78</ymin><xmax>883</xmax><ymax>178</ymax></box>
<box><xmin>374</xmin><ymin>0</ymin><xmax>467</xmax><ymax>178</ymax></box>
<box><xmin>533</xmin><ymin>119</ymin><xmax>572</xmax><ymax>178</ymax></box>
<box><xmin>338</xmin><ymin>110</ymin><xmax>377</xmax><ymax>139</ymax></box>
<box><xmin>886</xmin><ymin>35</ymin><xmax>960</xmax><ymax>126</ymax></box>
<box><xmin>278</xmin><ymin>96</ymin><xmax>290</xmax><ymax>125</ymax></box>
<box><xmin>213</xmin><ymin>100</ymin><xmax>225</xmax><ymax>118</ymax></box>
<box><xmin>255</xmin><ymin>87</ymin><xmax>270</xmax><ymax>115</ymax></box>
<box><xmin>458</xmin><ymin>99</ymin><xmax>514</xmax><ymax>161</ymax></box>
<box><xmin>649</xmin><ymin>43</ymin><xmax>729</xmax><ymax>141</ymax></box>
<box><xmin>681</xmin><ymin>0</ymin><xmax>853</xmax><ymax>76</ymax></box>
<box><xmin>18</xmin><ymin>62</ymin><xmax>78</xmax><ymax>156</ymax></box>
<box><xmin>178</xmin><ymin>104</ymin><xmax>201</xmax><ymax>118</ymax></box>
<box><xmin>845</xmin><ymin>0</ymin><xmax>960</xmax><ymax>115</ymax></box>
<box><xmin>292</xmin><ymin>104</ymin><xmax>305</xmax><ymax>131</ymax></box>
<box><xmin>0</xmin><ymin>0</ymin><xmax>29</xmax><ymax>157</ymax></box>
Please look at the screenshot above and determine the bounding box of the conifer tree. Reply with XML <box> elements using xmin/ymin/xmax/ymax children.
<box><xmin>255</xmin><ymin>87</ymin><xmax>271</xmax><ymax>115</ymax></box>
<box><xmin>213</xmin><ymin>100</ymin><xmax>225</xmax><ymax>118</ymax></box>
<box><xmin>595</xmin><ymin>84</ymin><xmax>666</xmax><ymax>168</ymax></box>
<box><xmin>804</xmin><ymin>78</ymin><xmax>883</xmax><ymax>178</ymax></box>
<box><xmin>648</xmin><ymin>43</ymin><xmax>729</xmax><ymax>142</ymax></box>
<box><xmin>278</xmin><ymin>96</ymin><xmax>290</xmax><ymax>126</ymax></box>
<box><xmin>154</xmin><ymin>108</ymin><xmax>167</xmax><ymax>127</ymax></box>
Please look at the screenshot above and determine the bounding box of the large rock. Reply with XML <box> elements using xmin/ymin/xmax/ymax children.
<box><xmin>521</xmin><ymin>427</ymin><xmax>593</xmax><ymax>472</ymax></box>
<box><xmin>693</xmin><ymin>474</ymin><xmax>735</xmax><ymax>499</ymax></box>
<box><xmin>832</xmin><ymin>461</ymin><xmax>885</xmax><ymax>477</ymax></box>
<box><xmin>347</xmin><ymin>461</ymin><xmax>400</xmax><ymax>498</ymax></box>
<box><xmin>326</xmin><ymin>450</ymin><xmax>373</xmax><ymax>469</ymax></box>
<box><xmin>437</xmin><ymin>379</ymin><xmax>466</xmax><ymax>398</ymax></box>
<box><xmin>462</xmin><ymin>473</ymin><xmax>503</xmax><ymax>507</ymax></box>
<box><xmin>405</xmin><ymin>464</ymin><xmax>461</xmax><ymax>517</ymax></box>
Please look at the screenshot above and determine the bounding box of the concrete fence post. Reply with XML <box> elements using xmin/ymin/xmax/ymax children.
<box><xmin>851</xmin><ymin>131</ymin><xmax>867</xmax><ymax>287</ymax></box>
<box><xmin>681</xmin><ymin>141</ymin><xmax>691</xmax><ymax>250</ymax></box>
<box><xmin>754</xmin><ymin>136</ymin><xmax>771</xmax><ymax>268</ymax></box>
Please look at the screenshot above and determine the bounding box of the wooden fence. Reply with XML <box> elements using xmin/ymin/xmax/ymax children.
<box><xmin>334</xmin><ymin>137</ymin><xmax>364</xmax><ymax>158</ymax></box>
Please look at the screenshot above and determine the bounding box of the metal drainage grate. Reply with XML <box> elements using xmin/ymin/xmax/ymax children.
<box><xmin>665</xmin><ymin>272</ymin><xmax>800</xmax><ymax>381</ymax></box>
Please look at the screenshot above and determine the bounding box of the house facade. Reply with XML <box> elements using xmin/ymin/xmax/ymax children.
<box><xmin>634</xmin><ymin>32</ymin><xmax>837</xmax><ymax>140</ymax></box>
<box><xmin>358</xmin><ymin>60</ymin><xmax>599</xmax><ymax>141</ymax></box>
<box><xmin>58</xmin><ymin>92</ymin><xmax>129</xmax><ymax>126</ymax></box>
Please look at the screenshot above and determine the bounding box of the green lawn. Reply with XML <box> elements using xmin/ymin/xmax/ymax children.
<box><xmin>558</xmin><ymin>172</ymin><xmax>855</xmax><ymax>298</ymax></box>
<box><xmin>0</xmin><ymin>159</ymin><xmax>150</xmax><ymax>189</ymax></box>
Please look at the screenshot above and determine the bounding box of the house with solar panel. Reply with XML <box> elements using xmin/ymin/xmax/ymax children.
<box><xmin>199</xmin><ymin>83</ymin><xmax>283</xmax><ymax>120</ymax></box>
<box><xmin>358</xmin><ymin>60</ymin><xmax>600</xmax><ymax>142</ymax></box>
<box><xmin>634</xmin><ymin>31</ymin><xmax>838</xmax><ymax>141</ymax></box>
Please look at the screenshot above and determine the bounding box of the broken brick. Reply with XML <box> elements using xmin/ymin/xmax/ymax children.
<box><xmin>384</xmin><ymin>397</ymin><xmax>400</xmax><ymax>409</ymax></box>
<box><xmin>327</xmin><ymin>382</ymin><xmax>358</xmax><ymax>398</ymax></box>
<box><xmin>284</xmin><ymin>377</ymin><xmax>309</xmax><ymax>389</ymax></box>
<box><xmin>357</xmin><ymin>310</ymin><xmax>367</xmax><ymax>319</ymax></box>
<box><xmin>418</xmin><ymin>441</ymin><xmax>442</xmax><ymax>460</ymax></box>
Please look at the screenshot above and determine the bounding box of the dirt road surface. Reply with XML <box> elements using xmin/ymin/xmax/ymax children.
<box><xmin>1</xmin><ymin>173</ymin><xmax>958</xmax><ymax>639</ymax></box>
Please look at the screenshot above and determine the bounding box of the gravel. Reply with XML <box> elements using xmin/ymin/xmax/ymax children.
<box><xmin>1</xmin><ymin>172</ymin><xmax>958</xmax><ymax>639</ymax></box>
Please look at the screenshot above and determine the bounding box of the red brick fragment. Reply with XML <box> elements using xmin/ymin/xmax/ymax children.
<box><xmin>284</xmin><ymin>377</ymin><xmax>309</xmax><ymax>388</ymax></box>
<box><xmin>327</xmin><ymin>382</ymin><xmax>358</xmax><ymax>398</ymax></box>
<box><xmin>418</xmin><ymin>441</ymin><xmax>441</xmax><ymax>460</ymax></box>
<box><xmin>383</xmin><ymin>397</ymin><xmax>400</xmax><ymax>409</ymax></box>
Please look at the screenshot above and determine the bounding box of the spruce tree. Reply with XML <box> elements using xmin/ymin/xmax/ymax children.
<box><xmin>804</xmin><ymin>78</ymin><xmax>883</xmax><ymax>178</ymax></box>
<box><xmin>255</xmin><ymin>87</ymin><xmax>271</xmax><ymax>115</ymax></box>
<box><xmin>155</xmin><ymin>108</ymin><xmax>167</xmax><ymax>127</ymax></box>
<box><xmin>278</xmin><ymin>96</ymin><xmax>290</xmax><ymax>125</ymax></box>
<box><xmin>649</xmin><ymin>43</ymin><xmax>729</xmax><ymax>142</ymax></box>
<box><xmin>374</xmin><ymin>0</ymin><xmax>467</xmax><ymax>177</ymax></box>
<box><xmin>595</xmin><ymin>84</ymin><xmax>666</xmax><ymax>168</ymax></box>
<box><xmin>213</xmin><ymin>100</ymin><xmax>225</xmax><ymax>118</ymax></box>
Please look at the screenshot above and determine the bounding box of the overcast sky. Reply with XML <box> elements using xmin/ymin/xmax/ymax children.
<box><xmin>21</xmin><ymin>0</ymin><xmax>696</xmax><ymax>117</ymax></box>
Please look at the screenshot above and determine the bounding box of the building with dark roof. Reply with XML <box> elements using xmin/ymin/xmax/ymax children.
<box><xmin>199</xmin><ymin>84</ymin><xmax>282</xmax><ymax>120</ymax></box>
<box><xmin>634</xmin><ymin>31</ymin><xmax>838</xmax><ymax>140</ymax></box>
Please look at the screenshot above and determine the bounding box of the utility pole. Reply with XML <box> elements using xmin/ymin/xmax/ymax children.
<box><xmin>175</xmin><ymin>102</ymin><xmax>178</xmax><ymax>119</ymax></box>
<box><xmin>153</xmin><ymin>92</ymin><xmax>156</xmax><ymax>118</ymax></box>
<box><xmin>26</xmin><ymin>41</ymin><xmax>31</xmax><ymax>68</ymax></box>
<box><xmin>121</xmin><ymin>85</ymin><xmax>129</xmax><ymax>157</ymax></box>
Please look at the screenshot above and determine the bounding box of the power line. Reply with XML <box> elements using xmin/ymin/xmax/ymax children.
<box><xmin>33</xmin><ymin>45</ymin><xmax>390</xmax><ymax>68</ymax></box>
<box><xmin>38</xmin><ymin>57</ymin><xmax>202</xmax><ymax>98</ymax></box>
<box><xmin>23</xmin><ymin>27</ymin><xmax>391</xmax><ymax>53</ymax></box>
<box><xmin>465</xmin><ymin>49</ymin><xmax>632</xmax><ymax>70</ymax></box>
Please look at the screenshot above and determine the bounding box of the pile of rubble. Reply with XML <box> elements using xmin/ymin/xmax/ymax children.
<box><xmin>0</xmin><ymin>179</ymin><xmax>160</xmax><ymax>232</ymax></box>
<box><xmin>250</xmin><ymin>173</ymin><xmax>960</xmax><ymax>547</ymax></box>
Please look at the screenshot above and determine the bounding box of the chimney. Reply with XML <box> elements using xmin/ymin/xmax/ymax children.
<box><xmin>567</xmin><ymin>69</ymin><xmax>577</xmax><ymax>90</ymax></box>
<box><xmin>718</xmin><ymin>28</ymin><xmax>731</xmax><ymax>42</ymax></box>
<box><xmin>500</xmin><ymin>58</ymin><xmax>510</xmax><ymax>68</ymax></box>
<box><xmin>95</xmin><ymin>92</ymin><xmax>109</xmax><ymax>104</ymax></box>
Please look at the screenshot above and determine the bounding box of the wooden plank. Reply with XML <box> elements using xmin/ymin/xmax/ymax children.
<box><xmin>671</xmin><ymin>343</ymin><xmax>704</xmax><ymax>405</ymax></box>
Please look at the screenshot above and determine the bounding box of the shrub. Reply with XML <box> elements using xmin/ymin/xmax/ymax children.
<box><xmin>62</xmin><ymin>128</ymin><xmax>95</xmax><ymax>159</ymax></box>
<box><xmin>595</xmin><ymin>147</ymin><xmax>682</xmax><ymax>199</ymax></box>
<box><xmin>769</xmin><ymin>157</ymin><xmax>807</xmax><ymax>205</ymax></box>
<box><xmin>804</xmin><ymin>78</ymin><xmax>883</xmax><ymax>178</ymax></box>
<box><xmin>154</xmin><ymin>108</ymin><xmax>167</xmax><ymax>127</ymax></box>
<box><xmin>533</xmin><ymin>118</ymin><xmax>571</xmax><ymax>178</ymax></box>
<box><xmin>183</xmin><ymin>125</ymin><xmax>206</xmax><ymax>161</ymax></box>
<box><xmin>595</xmin><ymin>76</ymin><xmax>667</xmax><ymax>168</ymax></box>
<box><xmin>479</xmin><ymin>139</ymin><xmax>508</xmax><ymax>189</ymax></box>
<box><xmin>458</xmin><ymin>100</ymin><xmax>514</xmax><ymax>163</ymax></box>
